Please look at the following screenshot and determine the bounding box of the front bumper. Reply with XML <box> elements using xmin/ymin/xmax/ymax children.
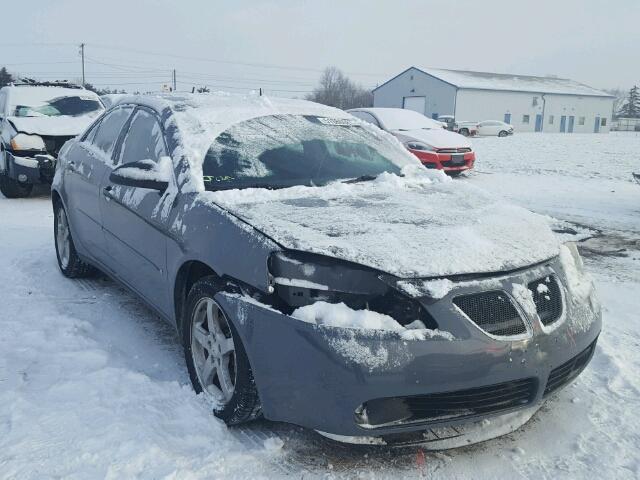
<box><xmin>409</xmin><ymin>149</ymin><xmax>476</xmax><ymax>172</ymax></box>
<box><xmin>217</xmin><ymin>258</ymin><xmax>601</xmax><ymax>443</ymax></box>
<box><xmin>2</xmin><ymin>151</ymin><xmax>56</xmax><ymax>184</ymax></box>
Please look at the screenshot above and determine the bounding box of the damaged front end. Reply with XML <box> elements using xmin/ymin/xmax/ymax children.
<box><xmin>216</xmin><ymin>244</ymin><xmax>600</xmax><ymax>446</ymax></box>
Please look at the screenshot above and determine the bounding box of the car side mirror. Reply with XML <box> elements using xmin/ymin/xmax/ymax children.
<box><xmin>109</xmin><ymin>156</ymin><xmax>172</xmax><ymax>191</ymax></box>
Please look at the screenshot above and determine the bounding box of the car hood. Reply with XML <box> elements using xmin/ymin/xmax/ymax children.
<box><xmin>7</xmin><ymin>113</ymin><xmax>100</xmax><ymax>136</ymax></box>
<box><xmin>392</xmin><ymin>128</ymin><xmax>471</xmax><ymax>149</ymax></box>
<box><xmin>203</xmin><ymin>167</ymin><xmax>559</xmax><ymax>279</ymax></box>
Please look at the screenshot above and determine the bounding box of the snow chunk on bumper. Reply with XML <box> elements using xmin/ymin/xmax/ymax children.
<box><xmin>291</xmin><ymin>301</ymin><xmax>454</xmax><ymax>341</ymax></box>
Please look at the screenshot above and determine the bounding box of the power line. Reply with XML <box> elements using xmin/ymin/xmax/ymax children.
<box><xmin>88</xmin><ymin>43</ymin><xmax>385</xmax><ymax>77</ymax></box>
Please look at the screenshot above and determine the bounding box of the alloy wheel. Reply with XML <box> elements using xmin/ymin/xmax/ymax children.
<box><xmin>56</xmin><ymin>207</ymin><xmax>71</xmax><ymax>269</ymax></box>
<box><xmin>190</xmin><ymin>297</ymin><xmax>237</xmax><ymax>403</ymax></box>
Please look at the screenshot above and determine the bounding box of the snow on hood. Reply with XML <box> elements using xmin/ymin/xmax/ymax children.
<box><xmin>203</xmin><ymin>166</ymin><xmax>560</xmax><ymax>278</ymax></box>
<box><xmin>394</xmin><ymin>128</ymin><xmax>472</xmax><ymax>150</ymax></box>
<box><xmin>7</xmin><ymin>113</ymin><xmax>100</xmax><ymax>137</ymax></box>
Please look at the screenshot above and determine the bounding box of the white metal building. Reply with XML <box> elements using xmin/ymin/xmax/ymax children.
<box><xmin>373</xmin><ymin>67</ymin><xmax>615</xmax><ymax>133</ymax></box>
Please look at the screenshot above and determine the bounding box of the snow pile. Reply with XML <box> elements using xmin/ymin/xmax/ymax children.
<box><xmin>512</xmin><ymin>283</ymin><xmax>538</xmax><ymax>319</ymax></box>
<box><xmin>559</xmin><ymin>244</ymin><xmax>594</xmax><ymax>302</ymax></box>
<box><xmin>291</xmin><ymin>301</ymin><xmax>454</xmax><ymax>341</ymax></box>
<box><xmin>396</xmin><ymin>278</ymin><xmax>455</xmax><ymax>299</ymax></box>
<box><xmin>205</xmin><ymin>166</ymin><xmax>560</xmax><ymax>278</ymax></box>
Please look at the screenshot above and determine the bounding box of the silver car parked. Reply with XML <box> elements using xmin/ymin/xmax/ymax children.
<box><xmin>52</xmin><ymin>93</ymin><xmax>600</xmax><ymax>447</ymax></box>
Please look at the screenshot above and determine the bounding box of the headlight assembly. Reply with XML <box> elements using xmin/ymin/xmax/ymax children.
<box><xmin>404</xmin><ymin>140</ymin><xmax>435</xmax><ymax>152</ymax></box>
<box><xmin>268</xmin><ymin>251</ymin><xmax>438</xmax><ymax>329</ymax></box>
<box><xmin>10</xmin><ymin>133</ymin><xmax>46</xmax><ymax>152</ymax></box>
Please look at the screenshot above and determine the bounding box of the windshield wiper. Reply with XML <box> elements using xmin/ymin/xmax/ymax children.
<box><xmin>343</xmin><ymin>174</ymin><xmax>378</xmax><ymax>184</ymax></box>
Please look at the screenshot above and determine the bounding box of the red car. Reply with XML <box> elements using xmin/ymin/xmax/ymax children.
<box><xmin>348</xmin><ymin>108</ymin><xmax>476</xmax><ymax>175</ymax></box>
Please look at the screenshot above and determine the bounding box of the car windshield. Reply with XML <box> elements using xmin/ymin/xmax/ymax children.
<box><xmin>201</xmin><ymin>114</ymin><xmax>416</xmax><ymax>191</ymax></box>
<box><xmin>12</xmin><ymin>94</ymin><xmax>103</xmax><ymax>117</ymax></box>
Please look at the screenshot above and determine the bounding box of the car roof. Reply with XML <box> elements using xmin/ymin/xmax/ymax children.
<box><xmin>109</xmin><ymin>92</ymin><xmax>355</xmax><ymax>192</ymax></box>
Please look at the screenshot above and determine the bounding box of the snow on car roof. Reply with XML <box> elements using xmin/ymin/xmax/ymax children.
<box><xmin>352</xmin><ymin>108</ymin><xmax>444</xmax><ymax>131</ymax></box>
<box><xmin>117</xmin><ymin>92</ymin><xmax>370</xmax><ymax>192</ymax></box>
<box><xmin>6</xmin><ymin>86</ymin><xmax>101</xmax><ymax>105</ymax></box>
<box><xmin>378</xmin><ymin>67</ymin><xmax>613</xmax><ymax>97</ymax></box>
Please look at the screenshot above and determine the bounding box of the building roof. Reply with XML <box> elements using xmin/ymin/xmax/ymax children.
<box><xmin>375</xmin><ymin>67</ymin><xmax>614</xmax><ymax>98</ymax></box>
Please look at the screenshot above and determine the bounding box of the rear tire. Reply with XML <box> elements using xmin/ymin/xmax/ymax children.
<box><xmin>0</xmin><ymin>174</ymin><xmax>33</xmax><ymax>198</ymax></box>
<box><xmin>54</xmin><ymin>201</ymin><xmax>95</xmax><ymax>278</ymax></box>
<box><xmin>447</xmin><ymin>170</ymin><xmax>464</xmax><ymax>177</ymax></box>
<box><xmin>183</xmin><ymin>276</ymin><xmax>261</xmax><ymax>425</ymax></box>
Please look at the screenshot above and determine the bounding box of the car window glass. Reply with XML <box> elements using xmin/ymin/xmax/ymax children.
<box><xmin>118</xmin><ymin>109</ymin><xmax>167</xmax><ymax>166</ymax></box>
<box><xmin>352</xmin><ymin>111</ymin><xmax>380</xmax><ymax>127</ymax></box>
<box><xmin>90</xmin><ymin>107</ymin><xmax>133</xmax><ymax>156</ymax></box>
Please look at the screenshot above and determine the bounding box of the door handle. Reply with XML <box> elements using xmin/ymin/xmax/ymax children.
<box><xmin>103</xmin><ymin>185</ymin><xmax>113</xmax><ymax>201</ymax></box>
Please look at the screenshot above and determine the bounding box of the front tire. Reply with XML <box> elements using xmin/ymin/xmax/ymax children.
<box><xmin>183</xmin><ymin>276</ymin><xmax>261</xmax><ymax>425</ymax></box>
<box><xmin>0</xmin><ymin>173</ymin><xmax>33</xmax><ymax>198</ymax></box>
<box><xmin>498</xmin><ymin>130</ymin><xmax>508</xmax><ymax>137</ymax></box>
<box><xmin>54</xmin><ymin>201</ymin><xmax>95</xmax><ymax>278</ymax></box>
<box><xmin>459</xmin><ymin>128</ymin><xmax>469</xmax><ymax>136</ymax></box>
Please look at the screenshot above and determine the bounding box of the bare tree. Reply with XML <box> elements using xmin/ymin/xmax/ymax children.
<box><xmin>307</xmin><ymin>67</ymin><xmax>373</xmax><ymax>110</ymax></box>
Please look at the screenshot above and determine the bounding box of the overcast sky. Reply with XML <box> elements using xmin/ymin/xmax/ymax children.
<box><xmin>2</xmin><ymin>0</ymin><xmax>638</xmax><ymax>96</ymax></box>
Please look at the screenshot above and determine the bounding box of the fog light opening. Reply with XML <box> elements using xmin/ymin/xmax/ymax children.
<box><xmin>18</xmin><ymin>174</ymin><xmax>28</xmax><ymax>183</ymax></box>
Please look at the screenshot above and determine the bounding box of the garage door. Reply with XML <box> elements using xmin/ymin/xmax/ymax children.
<box><xmin>403</xmin><ymin>96</ymin><xmax>426</xmax><ymax>114</ymax></box>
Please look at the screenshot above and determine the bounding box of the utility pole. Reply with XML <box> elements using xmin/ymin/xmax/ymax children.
<box><xmin>79</xmin><ymin>43</ymin><xmax>85</xmax><ymax>86</ymax></box>
<box><xmin>172</xmin><ymin>69</ymin><xmax>176</xmax><ymax>92</ymax></box>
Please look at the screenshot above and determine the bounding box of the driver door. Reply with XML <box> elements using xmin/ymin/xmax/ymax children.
<box><xmin>100</xmin><ymin>108</ymin><xmax>173</xmax><ymax>316</ymax></box>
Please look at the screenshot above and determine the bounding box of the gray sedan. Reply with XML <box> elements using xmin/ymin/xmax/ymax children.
<box><xmin>51</xmin><ymin>94</ymin><xmax>601</xmax><ymax>447</ymax></box>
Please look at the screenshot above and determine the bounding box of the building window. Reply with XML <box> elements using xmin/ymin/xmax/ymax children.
<box><xmin>532</xmin><ymin>97</ymin><xmax>539</xmax><ymax>106</ymax></box>
<box><xmin>579</xmin><ymin>116</ymin><xmax>585</xmax><ymax>125</ymax></box>
<box><xmin>601</xmin><ymin>118</ymin><xmax>607</xmax><ymax>126</ymax></box>
<box><xmin>522</xmin><ymin>115</ymin><xmax>530</xmax><ymax>124</ymax></box>
<box><xmin>549</xmin><ymin>115</ymin><xmax>554</xmax><ymax>125</ymax></box>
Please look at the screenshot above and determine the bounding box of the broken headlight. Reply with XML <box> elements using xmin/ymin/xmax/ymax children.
<box><xmin>268</xmin><ymin>251</ymin><xmax>437</xmax><ymax>328</ymax></box>
<box><xmin>10</xmin><ymin>133</ymin><xmax>46</xmax><ymax>152</ymax></box>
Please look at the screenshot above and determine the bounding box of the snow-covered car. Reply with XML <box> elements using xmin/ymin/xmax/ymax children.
<box><xmin>477</xmin><ymin>120</ymin><xmax>514</xmax><ymax>137</ymax></box>
<box><xmin>100</xmin><ymin>93</ymin><xmax>127</xmax><ymax>109</ymax></box>
<box><xmin>0</xmin><ymin>81</ymin><xmax>104</xmax><ymax>197</ymax></box>
<box><xmin>51</xmin><ymin>93</ymin><xmax>601</xmax><ymax>448</ymax></box>
<box><xmin>348</xmin><ymin>108</ymin><xmax>475</xmax><ymax>175</ymax></box>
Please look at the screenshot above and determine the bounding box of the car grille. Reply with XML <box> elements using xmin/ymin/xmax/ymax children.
<box><xmin>360</xmin><ymin>378</ymin><xmax>537</xmax><ymax>427</ymax></box>
<box><xmin>436</xmin><ymin>147</ymin><xmax>472</xmax><ymax>153</ymax></box>
<box><xmin>41</xmin><ymin>135</ymin><xmax>75</xmax><ymax>157</ymax></box>
<box><xmin>453</xmin><ymin>291</ymin><xmax>527</xmax><ymax>336</ymax></box>
<box><xmin>528</xmin><ymin>276</ymin><xmax>563</xmax><ymax>326</ymax></box>
<box><xmin>544</xmin><ymin>339</ymin><xmax>597</xmax><ymax>397</ymax></box>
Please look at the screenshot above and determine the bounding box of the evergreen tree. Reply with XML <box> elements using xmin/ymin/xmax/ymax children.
<box><xmin>0</xmin><ymin>67</ymin><xmax>14</xmax><ymax>88</ymax></box>
<box><xmin>619</xmin><ymin>85</ymin><xmax>640</xmax><ymax>118</ymax></box>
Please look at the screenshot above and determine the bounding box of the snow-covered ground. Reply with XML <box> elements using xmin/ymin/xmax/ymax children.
<box><xmin>1</xmin><ymin>132</ymin><xmax>639</xmax><ymax>479</ymax></box>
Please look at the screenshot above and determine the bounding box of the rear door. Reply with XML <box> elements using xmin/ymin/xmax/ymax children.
<box><xmin>100</xmin><ymin>108</ymin><xmax>173</xmax><ymax>315</ymax></box>
<box><xmin>65</xmin><ymin>106</ymin><xmax>133</xmax><ymax>264</ymax></box>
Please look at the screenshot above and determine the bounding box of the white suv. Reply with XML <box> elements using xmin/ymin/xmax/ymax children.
<box><xmin>0</xmin><ymin>81</ymin><xmax>104</xmax><ymax>197</ymax></box>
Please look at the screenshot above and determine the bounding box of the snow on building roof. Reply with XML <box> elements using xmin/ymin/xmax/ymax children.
<box><xmin>376</xmin><ymin>67</ymin><xmax>614</xmax><ymax>98</ymax></box>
